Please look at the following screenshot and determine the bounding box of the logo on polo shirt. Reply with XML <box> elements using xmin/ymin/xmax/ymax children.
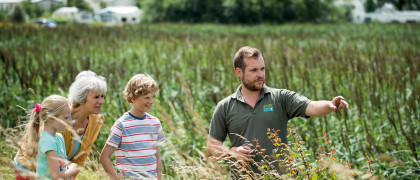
<box><xmin>263</xmin><ymin>104</ymin><xmax>274</xmax><ymax>112</ymax></box>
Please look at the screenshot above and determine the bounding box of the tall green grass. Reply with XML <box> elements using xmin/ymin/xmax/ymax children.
<box><xmin>0</xmin><ymin>23</ymin><xmax>419</xmax><ymax>179</ymax></box>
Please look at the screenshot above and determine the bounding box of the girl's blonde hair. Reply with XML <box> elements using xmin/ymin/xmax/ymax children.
<box><xmin>123</xmin><ymin>74</ymin><xmax>158</xmax><ymax>103</ymax></box>
<box><xmin>18</xmin><ymin>95</ymin><xmax>69</xmax><ymax>167</ymax></box>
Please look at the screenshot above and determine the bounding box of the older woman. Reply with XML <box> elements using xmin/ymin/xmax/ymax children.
<box><xmin>62</xmin><ymin>70</ymin><xmax>107</xmax><ymax>178</ymax></box>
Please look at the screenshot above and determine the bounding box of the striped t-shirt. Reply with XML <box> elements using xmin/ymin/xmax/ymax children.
<box><xmin>106</xmin><ymin>112</ymin><xmax>165</xmax><ymax>179</ymax></box>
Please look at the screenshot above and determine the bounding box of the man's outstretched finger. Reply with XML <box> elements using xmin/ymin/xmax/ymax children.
<box><xmin>337</xmin><ymin>101</ymin><xmax>346</xmax><ymax>110</ymax></box>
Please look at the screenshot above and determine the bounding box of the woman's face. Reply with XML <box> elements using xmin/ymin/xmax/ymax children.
<box><xmin>82</xmin><ymin>90</ymin><xmax>105</xmax><ymax>114</ymax></box>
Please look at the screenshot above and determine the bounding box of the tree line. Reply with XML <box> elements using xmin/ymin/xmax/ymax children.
<box><xmin>139</xmin><ymin>0</ymin><xmax>341</xmax><ymax>23</ymax></box>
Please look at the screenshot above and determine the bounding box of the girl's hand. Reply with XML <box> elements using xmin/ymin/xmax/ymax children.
<box><xmin>68</xmin><ymin>163</ymin><xmax>80</xmax><ymax>173</ymax></box>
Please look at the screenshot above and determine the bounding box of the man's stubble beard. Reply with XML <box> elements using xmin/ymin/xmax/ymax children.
<box><xmin>241</xmin><ymin>75</ymin><xmax>264</xmax><ymax>91</ymax></box>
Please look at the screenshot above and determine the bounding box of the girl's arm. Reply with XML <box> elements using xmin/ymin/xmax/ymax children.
<box><xmin>156</xmin><ymin>147</ymin><xmax>162</xmax><ymax>180</ymax></box>
<box><xmin>47</xmin><ymin>151</ymin><xmax>79</xmax><ymax>180</ymax></box>
<box><xmin>100</xmin><ymin>144</ymin><xmax>119</xmax><ymax>180</ymax></box>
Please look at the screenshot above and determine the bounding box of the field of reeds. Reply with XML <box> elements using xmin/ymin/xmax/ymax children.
<box><xmin>0</xmin><ymin>23</ymin><xmax>419</xmax><ymax>179</ymax></box>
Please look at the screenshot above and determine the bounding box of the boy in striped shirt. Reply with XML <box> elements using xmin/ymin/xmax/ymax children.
<box><xmin>100</xmin><ymin>74</ymin><xmax>165</xmax><ymax>179</ymax></box>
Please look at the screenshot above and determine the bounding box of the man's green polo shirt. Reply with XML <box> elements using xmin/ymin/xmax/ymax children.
<box><xmin>209</xmin><ymin>85</ymin><xmax>311</xmax><ymax>172</ymax></box>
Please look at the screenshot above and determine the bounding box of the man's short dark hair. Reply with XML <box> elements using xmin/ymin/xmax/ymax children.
<box><xmin>234</xmin><ymin>46</ymin><xmax>262</xmax><ymax>70</ymax></box>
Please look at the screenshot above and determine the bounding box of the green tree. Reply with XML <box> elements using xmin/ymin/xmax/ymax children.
<box><xmin>136</xmin><ymin>0</ymin><xmax>142</xmax><ymax>8</ymax></box>
<box><xmin>67</xmin><ymin>0</ymin><xmax>92</xmax><ymax>11</ymax></box>
<box><xmin>0</xmin><ymin>10</ymin><xmax>8</xmax><ymax>21</ymax></box>
<box><xmin>100</xmin><ymin>1</ymin><xmax>107</xmax><ymax>9</ymax></box>
<box><xmin>20</xmin><ymin>0</ymin><xmax>44</xmax><ymax>18</ymax></box>
<box><xmin>11</xmin><ymin>5</ymin><xmax>25</xmax><ymax>23</ymax></box>
<box><xmin>222</xmin><ymin>0</ymin><xmax>262</xmax><ymax>24</ymax></box>
<box><xmin>365</xmin><ymin>0</ymin><xmax>376</xmax><ymax>12</ymax></box>
<box><xmin>305</xmin><ymin>0</ymin><xmax>335</xmax><ymax>22</ymax></box>
<box><xmin>259</xmin><ymin>0</ymin><xmax>286</xmax><ymax>23</ymax></box>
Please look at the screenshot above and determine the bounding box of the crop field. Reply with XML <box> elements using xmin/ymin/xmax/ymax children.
<box><xmin>0</xmin><ymin>23</ymin><xmax>419</xmax><ymax>179</ymax></box>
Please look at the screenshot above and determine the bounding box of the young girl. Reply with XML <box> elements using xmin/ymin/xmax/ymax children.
<box><xmin>14</xmin><ymin>95</ymin><xmax>79</xmax><ymax>179</ymax></box>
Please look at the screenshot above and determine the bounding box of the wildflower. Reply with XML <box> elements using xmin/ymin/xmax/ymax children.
<box><xmin>253</xmin><ymin>138</ymin><xmax>260</xmax><ymax>148</ymax></box>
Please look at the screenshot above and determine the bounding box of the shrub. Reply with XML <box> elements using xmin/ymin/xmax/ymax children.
<box><xmin>11</xmin><ymin>5</ymin><xmax>26</xmax><ymax>23</ymax></box>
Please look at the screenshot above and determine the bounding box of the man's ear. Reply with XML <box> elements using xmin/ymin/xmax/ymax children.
<box><xmin>235</xmin><ymin>67</ymin><xmax>242</xmax><ymax>78</ymax></box>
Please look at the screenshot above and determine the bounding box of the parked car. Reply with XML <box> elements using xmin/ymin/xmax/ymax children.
<box><xmin>32</xmin><ymin>18</ymin><xmax>57</xmax><ymax>28</ymax></box>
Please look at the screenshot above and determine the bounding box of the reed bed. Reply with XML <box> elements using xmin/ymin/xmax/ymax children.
<box><xmin>0</xmin><ymin>23</ymin><xmax>419</xmax><ymax>179</ymax></box>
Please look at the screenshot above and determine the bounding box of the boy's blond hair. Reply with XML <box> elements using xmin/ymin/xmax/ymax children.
<box><xmin>123</xmin><ymin>74</ymin><xmax>158</xmax><ymax>103</ymax></box>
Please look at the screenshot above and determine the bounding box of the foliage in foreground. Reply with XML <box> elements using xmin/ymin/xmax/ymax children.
<box><xmin>1</xmin><ymin>117</ymin><xmax>375</xmax><ymax>180</ymax></box>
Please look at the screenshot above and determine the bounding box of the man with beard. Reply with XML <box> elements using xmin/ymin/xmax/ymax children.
<box><xmin>207</xmin><ymin>46</ymin><xmax>348</xmax><ymax>179</ymax></box>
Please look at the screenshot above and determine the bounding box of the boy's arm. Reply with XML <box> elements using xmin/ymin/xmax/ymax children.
<box><xmin>46</xmin><ymin>151</ymin><xmax>79</xmax><ymax>179</ymax></box>
<box><xmin>100</xmin><ymin>144</ymin><xmax>119</xmax><ymax>180</ymax></box>
<box><xmin>156</xmin><ymin>147</ymin><xmax>162</xmax><ymax>180</ymax></box>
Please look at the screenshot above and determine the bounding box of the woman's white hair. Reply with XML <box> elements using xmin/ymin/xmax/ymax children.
<box><xmin>68</xmin><ymin>70</ymin><xmax>107</xmax><ymax>107</ymax></box>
